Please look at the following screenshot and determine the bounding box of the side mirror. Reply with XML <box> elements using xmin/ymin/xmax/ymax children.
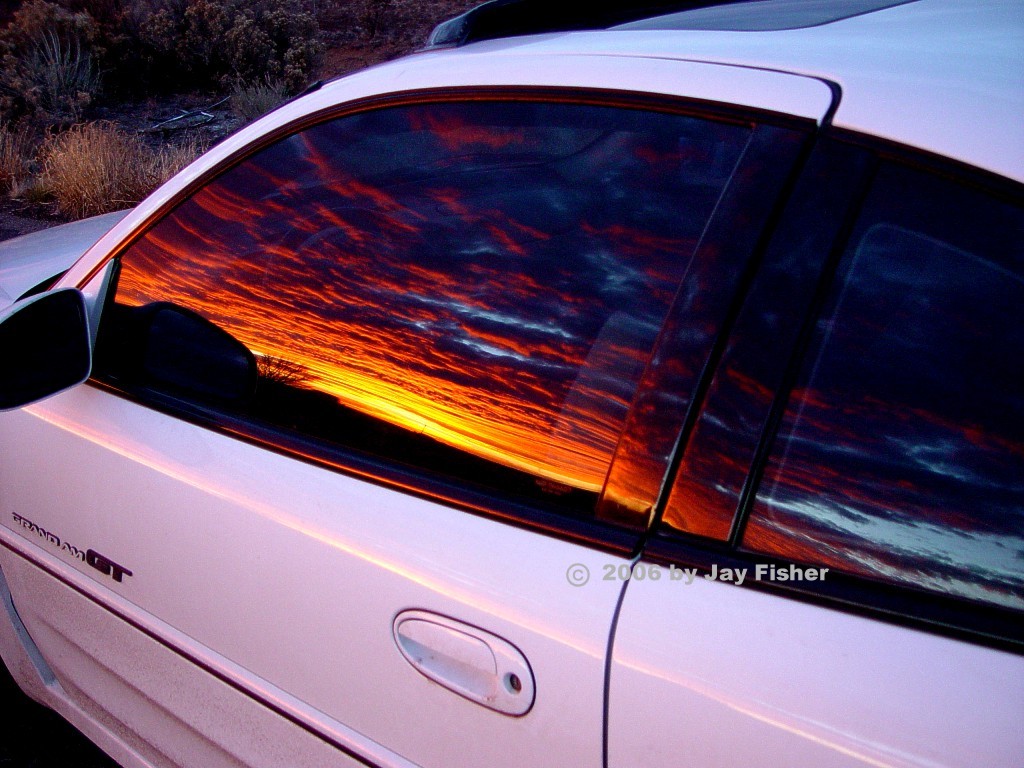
<box><xmin>0</xmin><ymin>288</ymin><xmax>92</xmax><ymax>411</ymax></box>
<box><xmin>111</xmin><ymin>302</ymin><xmax>257</xmax><ymax>403</ymax></box>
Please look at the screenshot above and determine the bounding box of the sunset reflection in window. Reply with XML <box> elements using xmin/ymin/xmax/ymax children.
<box><xmin>102</xmin><ymin>100</ymin><xmax>749</xmax><ymax>511</ymax></box>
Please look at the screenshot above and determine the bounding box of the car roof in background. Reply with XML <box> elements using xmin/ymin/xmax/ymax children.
<box><xmin>424</xmin><ymin>0</ymin><xmax>1024</xmax><ymax>184</ymax></box>
<box><xmin>427</xmin><ymin>0</ymin><xmax>918</xmax><ymax>44</ymax></box>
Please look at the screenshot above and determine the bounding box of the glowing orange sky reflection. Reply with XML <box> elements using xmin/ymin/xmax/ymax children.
<box><xmin>112</xmin><ymin>101</ymin><xmax>743</xmax><ymax>498</ymax></box>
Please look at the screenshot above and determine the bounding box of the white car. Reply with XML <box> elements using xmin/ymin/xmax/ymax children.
<box><xmin>0</xmin><ymin>1</ymin><xmax>1022</xmax><ymax>766</ymax></box>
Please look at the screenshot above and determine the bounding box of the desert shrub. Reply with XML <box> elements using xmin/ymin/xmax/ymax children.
<box><xmin>0</xmin><ymin>0</ymin><xmax>101</xmax><ymax>126</ymax></box>
<box><xmin>316</xmin><ymin>0</ymin><xmax>394</xmax><ymax>44</ymax></box>
<box><xmin>25</xmin><ymin>30</ymin><xmax>99</xmax><ymax>121</ymax></box>
<box><xmin>40</xmin><ymin>121</ymin><xmax>201</xmax><ymax>218</ymax></box>
<box><xmin>356</xmin><ymin>0</ymin><xmax>395</xmax><ymax>40</ymax></box>
<box><xmin>231</xmin><ymin>77</ymin><xmax>288</xmax><ymax>123</ymax></box>
<box><xmin>0</xmin><ymin>0</ymin><xmax>321</xmax><ymax>102</ymax></box>
<box><xmin>140</xmin><ymin>0</ymin><xmax>322</xmax><ymax>94</ymax></box>
<box><xmin>146</xmin><ymin>137</ymin><xmax>204</xmax><ymax>190</ymax></box>
<box><xmin>0</xmin><ymin>123</ymin><xmax>35</xmax><ymax>193</ymax></box>
<box><xmin>0</xmin><ymin>1</ymin><xmax>98</xmax><ymax>54</ymax></box>
<box><xmin>57</xmin><ymin>0</ymin><xmax>171</xmax><ymax>99</ymax></box>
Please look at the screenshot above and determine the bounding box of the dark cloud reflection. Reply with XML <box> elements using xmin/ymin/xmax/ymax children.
<box><xmin>114</xmin><ymin>101</ymin><xmax>747</xmax><ymax>498</ymax></box>
<box><xmin>748</xmin><ymin>174</ymin><xmax>1024</xmax><ymax>611</ymax></box>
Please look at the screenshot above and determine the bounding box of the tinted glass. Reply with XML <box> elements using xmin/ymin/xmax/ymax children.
<box><xmin>744</xmin><ymin>164</ymin><xmax>1024</xmax><ymax>610</ymax></box>
<box><xmin>658</xmin><ymin>143</ymin><xmax>868</xmax><ymax>540</ymax></box>
<box><xmin>97</xmin><ymin>100</ymin><xmax>750</xmax><ymax>515</ymax></box>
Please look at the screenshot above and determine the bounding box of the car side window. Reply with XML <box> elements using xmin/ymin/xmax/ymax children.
<box><xmin>742</xmin><ymin>162</ymin><xmax>1024</xmax><ymax>611</ymax></box>
<box><xmin>94</xmin><ymin>99</ymin><xmax>751</xmax><ymax>517</ymax></box>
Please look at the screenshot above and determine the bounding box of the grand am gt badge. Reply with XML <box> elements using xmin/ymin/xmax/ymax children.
<box><xmin>11</xmin><ymin>512</ymin><xmax>133</xmax><ymax>582</ymax></box>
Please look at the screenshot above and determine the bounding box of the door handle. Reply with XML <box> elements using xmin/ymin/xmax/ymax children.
<box><xmin>393</xmin><ymin>610</ymin><xmax>535</xmax><ymax>716</ymax></box>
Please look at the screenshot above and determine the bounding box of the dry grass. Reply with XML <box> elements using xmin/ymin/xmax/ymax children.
<box><xmin>0</xmin><ymin>124</ymin><xmax>35</xmax><ymax>194</ymax></box>
<box><xmin>231</xmin><ymin>78</ymin><xmax>288</xmax><ymax>123</ymax></box>
<box><xmin>40</xmin><ymin>122</ymin><xmax>202</xmax><ymax>218</ymax></box>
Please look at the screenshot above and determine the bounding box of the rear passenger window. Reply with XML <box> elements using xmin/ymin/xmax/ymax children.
<box><xmin>96</xmin><ymin>99</ymin><xmax>751</xmax><ymax>518</ymax></box>
<box><xmin>743</xmin><ymin>163</ymin><xmax>1024</xmax><ymax>611</ymax></box>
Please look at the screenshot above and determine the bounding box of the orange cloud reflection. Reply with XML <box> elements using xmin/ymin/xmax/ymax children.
<box><xmin>111</xmin><ymin>101</ymin><xmax>739</xmax><ymax>499</ymax></box>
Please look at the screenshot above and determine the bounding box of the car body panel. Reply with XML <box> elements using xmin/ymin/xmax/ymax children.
<box><xmin>0</xmin><ymin>210</ymin><xmax>129</xmax><ymax>308</ymax></box>
<box><xmin>0</xmin><ymin>382</ymin><xmax>627</xmax><ymax>768</ymax></box>
<box><xmin>0</xmin><ymin>550</ymin><xmax>371</xmax><ymax>768</ymax></box>
<box><xmin>608</xmin><ymin>572</ymin><xmax>1024</xmax><ymax>768</ymax></box>
<box><xmin>0</xmin><ymin>559</ymin><xmax>169</xmax><ymax>768</ymax></box>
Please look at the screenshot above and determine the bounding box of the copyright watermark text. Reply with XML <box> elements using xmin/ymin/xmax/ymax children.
<box><xmin>566</xmin><ymin>562</ymin><xmax>828</xmax><ymax>586</ymax></box>
<box><xmin>566</xmin><ymin>563</ymin><xmax>591</xmax><ymax>586</ymax></box>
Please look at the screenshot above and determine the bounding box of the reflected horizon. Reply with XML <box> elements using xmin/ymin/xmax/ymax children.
<box><xmin>107</xmin><ymin>100</ymin><xmax>749</xmax><ymax>501</ymax></box>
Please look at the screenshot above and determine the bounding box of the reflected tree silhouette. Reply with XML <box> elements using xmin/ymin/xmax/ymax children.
<box><xmin>256</xmin><ymin>354</ymin><xmax>310</xmax><ymax>387</ymax></box>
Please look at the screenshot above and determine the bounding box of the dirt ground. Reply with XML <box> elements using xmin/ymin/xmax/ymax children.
<box><xmin>0</xmin><ymin>201</ymin><xmax>54</xmax><ymax>241</ymax></box>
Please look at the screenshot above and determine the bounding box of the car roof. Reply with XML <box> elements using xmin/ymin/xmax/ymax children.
<box><xmin>424</xmin><ymin>0</ymin><xmax>1023</xmax><ymax>183</ymax></box>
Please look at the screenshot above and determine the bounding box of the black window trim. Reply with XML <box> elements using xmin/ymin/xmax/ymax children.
<box><xmin>83</xmin><ymin>86</ymin><xmax>815</xmax><ymax>556</ymax></box>
<box><xmin>643</xmin><ymin>127</ymin><xmax>1024</xmax><ymax>652</ymax></box>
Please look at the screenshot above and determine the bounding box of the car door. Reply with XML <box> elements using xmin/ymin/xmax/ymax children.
<box><xmin>0</xmin><ymin>88</ymin><xmax>811</xmax><ymax>767</ymax></box>
<box><xmin>608</xmin><ymin>139</ymin><xmax>1024</xmax><ymax>766</ymax></box>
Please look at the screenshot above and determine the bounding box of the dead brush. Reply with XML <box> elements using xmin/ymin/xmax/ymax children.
<box><xmin>231</xmin><ymin>78</ymin><xmax>289</xmax><ymax>123</ymax></box>
<box><xmin>40</xmin><ymin>122</ymin><xmax>203</xmax><ymax>219</ymax></box>
<box><xmin>0</xmin><ymin>124</ymin><xmax>35</xmax><ymax>194</ymax></box>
